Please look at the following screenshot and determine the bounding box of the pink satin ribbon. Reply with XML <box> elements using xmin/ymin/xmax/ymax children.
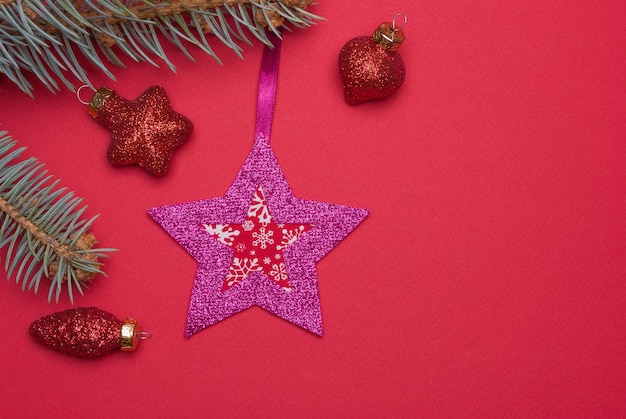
<box><xmin>255</xmin><ymin>32</ymin><xmax>282</xmax><ymax>141</ymax></box>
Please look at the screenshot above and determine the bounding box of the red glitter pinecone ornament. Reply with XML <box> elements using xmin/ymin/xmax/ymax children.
<box><xmin>339</xmin><ymin>14</ymin><xmax>407</xmax><ymax>105</ymax></box>
<box><xmin>29</xmin><ymin>307</ymin><xmax>150</xmax><ymax>358</ymax></box>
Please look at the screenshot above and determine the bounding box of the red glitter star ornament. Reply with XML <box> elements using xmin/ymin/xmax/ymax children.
<box><xmin>88</xmin><ymin>85</ymin><xmax>193</xmax><ymax>176</ymax></box>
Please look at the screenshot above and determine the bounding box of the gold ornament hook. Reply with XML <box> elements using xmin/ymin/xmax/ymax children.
<box><xmin>392</xmin><ymin>12</ymin><xmax>408</xmax><ymax>32</ymax></box>
<box><xmin>76</xmin><ymin>85</ymin><xmax>95</xmax><ymax>105</ymax></box>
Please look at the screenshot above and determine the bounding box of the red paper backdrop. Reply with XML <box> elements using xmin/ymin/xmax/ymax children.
<box><xmin>0</xmin><ymin>1</ymin><xmax>625</xmax><ymax>417</ymax></box>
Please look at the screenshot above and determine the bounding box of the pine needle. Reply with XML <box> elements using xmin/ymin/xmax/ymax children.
<box><xmin>0</xmin><ymin>0</ymin><xmax>322</xmax><ymax>96</ymax></box>
<box><xmin>0</xmin><ymin>130</ymin><xmax>115</xmax><ymax>302</ymax></box>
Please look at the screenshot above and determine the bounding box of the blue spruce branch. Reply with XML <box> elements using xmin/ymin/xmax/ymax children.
<box><xmin>0</xmin><ymin>0</ymin><xmax>322</xmax><ymax>96</ymax></box>
<box><xmin>0</xmin><ymin>130</ymin><xmax>115</xmax><ymax>302</ymax></box>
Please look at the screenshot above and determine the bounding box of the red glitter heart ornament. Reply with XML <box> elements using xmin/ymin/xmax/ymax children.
<box><xmin>339</xmin><ymin>14</ymin><xmax>407</xmax><ymax>105</ymax></box>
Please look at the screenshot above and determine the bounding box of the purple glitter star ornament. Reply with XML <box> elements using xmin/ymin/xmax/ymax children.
<box><xmin>148</xmin><ymin>34</ymin><xmax>368</xmax><ymax>337</ymax></box>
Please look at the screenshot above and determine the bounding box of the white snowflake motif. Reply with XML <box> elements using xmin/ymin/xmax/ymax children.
<box><xmin>277</xmin><ymin>225</ymin><xmax>308</xmax><ymax>250</ymax></box>
<box><xmin>242</xmin><ymin>220</ymin><xmax>255</xmax><ymax>231</ymax></box>
<box><xmin>235</xmin><ymin>243</ymin><xmax>246</xmax><ymax>253</ymax></box>
<box><xmin>225</xmin><ymin>258</ymin><xmax>261</xmax><ymax>287</ymax></box>
<box><xmin>252</xmin><ymin>227</ymin><xmax>274</xmax><ymax>249</ymax></box>
<box><xmin>202</xmin><ymin>223</ymin><xmax>240</xmax><ymax>246</ymax></box>
<box><xmin>269</xmin><ymin>262</ymin><xmax>288</xmax><ymax>283</ymax></box>
<box><xmin>247</xmin><ymin>186</ymin><xmax>272</xmax><ymax>226</ymax></box>
<box><xmin>250</xmin><ymin>250</ymin><xmax>256</xmax><ymax>256</ymax></box>
<box><xmin>274</xmin><ymin>253</ymin><xmax>282</xmax><ymax>260</ymax></box>
<box><xmin>263</xmin><ymin>257</ymin><xmax>271</xmax><ymax>265</ymax></box>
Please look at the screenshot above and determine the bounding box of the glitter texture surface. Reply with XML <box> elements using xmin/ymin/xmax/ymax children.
<box><xmin>90</xmin><ymin>86</ymin><xmax>193</xmax><ymax>176</ymax></box>
<box><xmin>29</xmin><ymin>307</ymin><xmax>123</xmax><ymax>358</ymax></box>
<box><xmin>338</xmin><ymin>36</ymin><xmax>406</xmax><ymax>105</ymax></box>
<box><xmin>148</xmin><ymin>134</ymin><xmax>368</xmax><ymax>336</ymax></box>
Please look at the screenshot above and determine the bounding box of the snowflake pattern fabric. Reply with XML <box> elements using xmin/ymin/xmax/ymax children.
<box><xmin>201</xmin><ymin>186</ymin><xmax>312</xmax><ymax>292</ymax></box>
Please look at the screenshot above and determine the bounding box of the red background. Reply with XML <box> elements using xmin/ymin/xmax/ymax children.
<box><xmin>0</xmin><ymin>1</ymin><xmax>625</xmax><ymax>417</ymax></box>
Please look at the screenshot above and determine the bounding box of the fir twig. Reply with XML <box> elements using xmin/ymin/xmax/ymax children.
<box><xmin>0</xmin><ymin>0</ymin><xmax>322</xmax><ymax>96</ymax></box>
<box><xmin>0</xmin><ymin>130</ymin><xmax>115</xmax><ymax>302</ymax></box>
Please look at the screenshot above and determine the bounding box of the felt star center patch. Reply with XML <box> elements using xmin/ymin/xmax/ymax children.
<box><xmin>201</xmin><ymin>185</ymin><xmax>313</xmax><ymax>292</ymax></box>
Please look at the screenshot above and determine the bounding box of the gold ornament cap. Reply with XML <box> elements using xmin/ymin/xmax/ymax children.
<box><xmin>88</xmin><ymin>86</ymin><xmax>113</xmax><ymax>118</ymax></box>
<box><xmin>372</xmin><ymin>13</ymin><xmax>407</xmax><ymax>52</ymax></box>
<box><xmin>120</xmin><ymin>318</ymin><xmax>140</xmax><ymax>351</ymax></box>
